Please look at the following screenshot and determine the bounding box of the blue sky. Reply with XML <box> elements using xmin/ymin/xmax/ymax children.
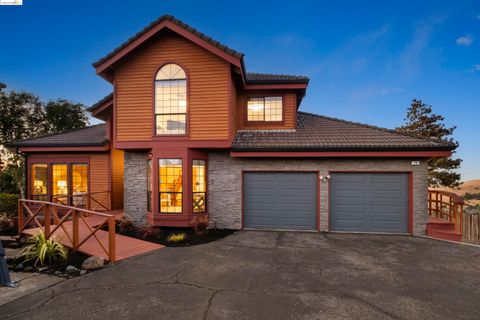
<box><xmin>0</xmin><ymin>0</ymin><xmax>479</xmax><ymax>180</ymax></box>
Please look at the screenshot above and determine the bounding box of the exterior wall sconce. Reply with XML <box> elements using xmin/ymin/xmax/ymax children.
<box><xmin>319</xmin><ymin>174</ymin><xmax>331</xmax><ymax>182</ymax></box>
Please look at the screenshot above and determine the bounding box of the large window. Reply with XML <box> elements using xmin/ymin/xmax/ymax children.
<box><xmin>72</xmin><ymin>164</ymin><xmax>88</xmax><ymax>207</ymax></box>
<box><xmin>147</xmin><ymin>160</ymin><xmax>152</xmax><ymax>212</ymax></box>
<box><xmin>159</xmin><ymin>159</ymin><xmax>183</xmax><ymax>213</ymax></box>
<box><xmin>155</xmin><ymin>64</ymin><xmax>187</xmax><ymax>135</ymax></box>
<box><xmin>52</xmin><ymin>164</ymin><xmax>68</xmax><ymax>204</ymax></box>
<box><xmin>192</xmin><ymin>160</ymin><xmax>206</xmax><ymax>213</ymax></box>
<box><xmin>31</xmin><ymin>164</ymin><xmax>48</xmax><ymax>201</ymax></box>
<box><xmin>247</xmin><ymin>96</ymin><xmax>283</xmax><ymax>122</ymax></box>
<box><xmin>30</xmin><ymin>163</ymin><xmax>88</xmax><ymax>204</ymax></box>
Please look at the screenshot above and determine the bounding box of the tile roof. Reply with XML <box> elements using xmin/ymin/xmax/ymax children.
<box><xmin>232</xmin><ymin>112</ymin><xmax>455</xmax><ymax>152</ymax></box>
<box><xmin>8</xmin><ymin>124</ymin><xmax>108</xmax><ymax>148</ymax></box>
<box><xmin>246</xmin><ymin>72</ymin><xmax>309</xmax><ymax>84</ymax></box>
<box><xmin>92</xmin><ymin>15</ymin><xmax>244</xmax><ymax>68</ymax></box>
<box><xmin>88</xmin><ymin>93</ymin><xmax>113</xmax><ymax>112</ymax></box>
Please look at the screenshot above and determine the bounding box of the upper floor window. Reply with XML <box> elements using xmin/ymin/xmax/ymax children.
<box><xmin>247</xmin><ymin>96</ymin><xmax>283</xmax><ymax>122</ymax></box>
<box><xmin>155</xmin><ymin>64</ymin><xmax>187</xmax><ymax>135</ymax></box>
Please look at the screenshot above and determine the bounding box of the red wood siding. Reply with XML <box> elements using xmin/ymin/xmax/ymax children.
<box><xmin>115</xmin><ymin>32</ymin><xmax>230</xmax><ymax>141</ymax></box>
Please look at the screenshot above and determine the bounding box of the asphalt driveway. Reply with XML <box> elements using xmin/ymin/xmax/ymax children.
<box><xmin>1</xmin><ymin>231</ymin><xmax>480</xmax><ymax>319</ymax></box>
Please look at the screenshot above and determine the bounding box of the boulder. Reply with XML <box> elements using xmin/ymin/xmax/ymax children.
<box><xmin>81</xmin><ymin>256</ymin><xmax>105</xmax><ymax>270</ymax></box>
<box><xmin>65</xmin><ymin>265</ymin><xmax>79</xmax><ymax>275</ymax></box>
<box><xmin>80</xmin><ymin>269</ymin><xmax>88</xmax><ymax>275</ymax></box>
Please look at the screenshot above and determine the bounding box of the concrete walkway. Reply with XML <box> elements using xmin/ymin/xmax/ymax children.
<box><xmin>1</xmin><ymin>231</ymin><xmax>480</xmax><ymax>319</ymax></box>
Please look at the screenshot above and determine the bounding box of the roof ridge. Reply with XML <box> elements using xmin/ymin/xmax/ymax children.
<box><xmin>8</xmin><ymin>124</ymin><xmax>106</xmax><ymax>145</ymax></box>
<box><xmin>298</xmin><ymin>111</ymin><xmax>454</xmax><ymax>147</ymax></box>
<box><xmin>246</xmin><ymin>72</ymin><xmax>309</xmax><ymax>79</ymax></box>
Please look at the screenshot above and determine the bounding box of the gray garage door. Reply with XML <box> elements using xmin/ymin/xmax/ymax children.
<box><xmin>244</xmin><ymin>172</ymin><xmax>317</xmax><ymax>230</ymax></box>
<box><xmin>330</xmin><ymin>173</ymin><xmax>409</xmax><ymax>233</ymax></box>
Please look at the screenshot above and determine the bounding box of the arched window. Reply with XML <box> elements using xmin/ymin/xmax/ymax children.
<box><xmin>155</xmin><ymin>64</ymin><xmax>187</xmax><ymax>135</ymax></box>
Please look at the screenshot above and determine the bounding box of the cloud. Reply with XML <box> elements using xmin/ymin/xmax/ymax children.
<box><xmin>465</xmin><ymin>64</ymin><xmax>480</xmax><ymax>73</ymax></box>
<box><xmin>456</xmin><ymin>35</ymin><xmax>474</xmax><ymax>47</ymax></box>
<box><xmin>397</xmin><ymin>14</ymin><xmax>447</xmax><ymax>78</ymax></box>
<box><xmin>476</xmin><ymin>14</ymin><xmax>480</xmax><ymax>20</ymax></box>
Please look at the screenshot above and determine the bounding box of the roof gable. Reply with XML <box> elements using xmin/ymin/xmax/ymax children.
<box><xmin>93</xmin><ymin>15</ymin><xmax>245</xmax><ymax>80</ymax></box>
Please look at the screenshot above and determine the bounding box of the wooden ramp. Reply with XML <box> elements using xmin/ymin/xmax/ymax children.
<box><xmin>18</xmin><ymin>200</ymin><xmax>163</xmax><ymax>262</ymax></box>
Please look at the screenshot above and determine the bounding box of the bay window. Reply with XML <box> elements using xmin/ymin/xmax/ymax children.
<box><xmin>192</xmin><ymin>160</ymin><xmax>206</xmax><ymax>213</ymax></box>
<box><xmin>247</xmin><ymin>96</ymin><xmax>283</xmax><ymax>122</ymax></box>
<box><xmin>155</xmin><ymin>64</ymin><xmax>187</xmax><ymax>135</ymax></box>
<box><xmin>159</xmin><ymin>159</ymin><xmax>183</xmax><ymax>213</ymax></box>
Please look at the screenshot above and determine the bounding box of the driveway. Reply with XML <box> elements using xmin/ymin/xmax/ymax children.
<box><xmin>1</xmin><ymin>231</ymin><xmax>480</xmax><ymax>319</ymax></box>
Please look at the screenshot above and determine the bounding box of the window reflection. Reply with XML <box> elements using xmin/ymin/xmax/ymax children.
<box><xmin>159</xmin><ymin>159</ymin><xmax>183</xmax><ymax>213</ymax></box>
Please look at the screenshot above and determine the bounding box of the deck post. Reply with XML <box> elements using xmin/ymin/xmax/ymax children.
<box><xmin>44</xmin><ymin>205</ymin><xmax>51</xmax><ymax>238</ymax></box>
<box><xmin>72</xmin><ymin>210</ymin><xmax>79</xmax><ymax>249</ymax></box>
<box><xmin>108</xmin><ymin>216</ymin><xmax>116</xmax><ymax>262</ymax></box>
<box><xmin>17</xmin><ymin>201</ymin><xmax>23</xmax><ymax>235</ymax></box>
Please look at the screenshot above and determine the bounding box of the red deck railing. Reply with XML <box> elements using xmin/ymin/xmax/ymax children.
<box><xmin>18</xmin><ymin>199</ymin><xmax>116</xmax><ymax>261</ymax></box>
<box><xmin>52</xmin><ymin>191</ymin><xmax>111</xmax><ymax>212</ymax></box>
<box><xmin>428</xmin><ymin>189</ymin><xmax>464</xmax><ymax>235</ymax></box>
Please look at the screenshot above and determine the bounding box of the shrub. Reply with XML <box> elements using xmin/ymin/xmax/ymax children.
<box><xmin>118</xmin><ymin>219</ymin><xmax>135</xmax><ymax>233</ymax></box>
<box><xmin>0</xmin><ymin>193</ymin><xmax>19</xmax><ymax>217</ymax></box>
<box><xmin>0</xmin><ymin>212</ymin><xmax>15</xmax><ymax>231</ymax></box>
<box><xmin>20</xmin><ymin>231</ymin><xmax>68</xmax><ymax>267</ymax></box>
<box><xmin>167</xmin><ymin>233</ymin><xmax>186</xmax><ymax>243</ymax></box>
<box><xmin>140</xmin><ymin>225</ymin><xmax>161</xmax><ymax>239</ymax></box>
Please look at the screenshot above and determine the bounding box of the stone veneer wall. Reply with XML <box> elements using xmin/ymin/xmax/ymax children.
<box><xmin>208</xmin><ymin>151</ymin><xmax>429</xmax><ymax>235</ymax></box>
<box><xmin>124</xmin><ymin>151</ymin><xmax>148</xmax><ymax>225</ymax></box>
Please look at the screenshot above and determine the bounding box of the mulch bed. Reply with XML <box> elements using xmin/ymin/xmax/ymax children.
<box><xmin>118</xmin><ymin>226</ymin><xmax>235</xmax><ymax>247</ymax></box>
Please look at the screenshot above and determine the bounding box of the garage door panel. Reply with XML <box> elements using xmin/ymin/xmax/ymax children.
<box><xmin>244</xmin><ymin>172</ymin><xmax>317</xmax><ymax>230</ymax></box>
<box><xmin>330</xmin><ymin>173</ymin><xmax>408</xmax><ymax>233</ymax></box>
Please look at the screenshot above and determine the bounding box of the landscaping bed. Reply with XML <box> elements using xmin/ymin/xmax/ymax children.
<box><xmin>117</xmin><ymin>222</ymin><xmax>235</xmax><ymax>247</ymax></box>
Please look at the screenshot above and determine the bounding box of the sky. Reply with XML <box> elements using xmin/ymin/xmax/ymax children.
<box><xmin>0</xmin><ymin>0</ymin><xmax>479</xmax><ymax>180</ymax></box>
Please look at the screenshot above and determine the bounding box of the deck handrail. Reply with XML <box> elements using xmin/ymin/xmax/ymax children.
<box><xmin>428</xmin><ymin>189</ymin><xmax>464</xmax><ymax>234</ymax></box>
<box><xmin>18</xmin><ymin>199</ymin><xmax>116</xmax><ymax>261</ymax></box>
<box><xmin>52</xmin><ymin>191</ymin><xmax>111</xmax><ymax>212</ymax></box>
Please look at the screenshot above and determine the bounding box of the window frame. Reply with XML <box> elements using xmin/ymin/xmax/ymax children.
<box><xmin>158</xmin><ymin>158</ymin><xmax>183</xmax><ymax>214</ymax></box>
<box><xmin>192</xmin><ymin>159</ymin><xmax>207</xmax><ymax>213</ymax></box>
<box><xmin>246</xmin><ymin>95</ymin><xmax>284</xmax><ymax>124</ymax></box>
<box><xmin>30</xmin><ymin>163</ymin><xmax>49</xmax><ymax>201</ymax></box>
<box><xmin>153</xmin><ymin>63</ymin><xmax>188</xmax><ymax>137</ymax></box>
<box><xmin>147</xmin><ymin>159</ymin><xmax>152</xmax><ymax>212</ymax></box>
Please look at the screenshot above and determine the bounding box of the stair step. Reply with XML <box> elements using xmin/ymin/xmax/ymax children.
<box><xmin>427</xmin><ymin>229</ymin><xmax>462</xmax><ymax>242</ymax></box>
<box><xmin>427</xmin><ymin>218</ymin><xmax>456</xmax><ymax>231</ymax></box>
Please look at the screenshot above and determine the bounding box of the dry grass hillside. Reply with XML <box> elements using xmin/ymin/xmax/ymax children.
<box><xmin>437</xmin><ymin>179</ymin><xmax>480</xmax><ymax>206</ymax></box>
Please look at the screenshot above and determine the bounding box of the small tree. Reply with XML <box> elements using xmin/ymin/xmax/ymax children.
<box><xmin>396</xmin><ymin>99</ymin><xmax>462</xmax><ymax>188</ymax></box>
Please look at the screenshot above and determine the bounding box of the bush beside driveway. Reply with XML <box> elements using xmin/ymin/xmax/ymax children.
<box><xmin>1</xmin><ymin>231</ymin><xmax>480</xmax><ymax>319</ymax></box>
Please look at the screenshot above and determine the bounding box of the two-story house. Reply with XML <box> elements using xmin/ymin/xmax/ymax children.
<box><xmin>10</xmin><ymin>15</ymin><xmax>455</xmax><ymax>235</ymax></box>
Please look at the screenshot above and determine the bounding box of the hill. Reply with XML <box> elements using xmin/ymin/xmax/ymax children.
<box><xmin>437</xmin><ymin>179</ymin><xmax>480</xmax><ymax>206</ymax></box>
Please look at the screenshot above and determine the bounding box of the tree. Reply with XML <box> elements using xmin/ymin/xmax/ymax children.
<box><xmin>396</xmin><ymin>99</ymin><xmax>462</xmax><ymax>188</ymax></box>
<box><xmin>0</xmin><ymin>88</ymin><xmax>89</xmax><ymax>196</ymax></box>
<box><xmin>45</xmin><ymin>99</ymin><xmax>89</xmax><ymax>133</ymax></box>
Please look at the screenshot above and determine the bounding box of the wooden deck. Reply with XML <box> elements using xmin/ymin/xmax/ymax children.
<box><xmin>21</xmin><ymin>210</ymin><xmax>163</xmax><ymax>261</ymax></box>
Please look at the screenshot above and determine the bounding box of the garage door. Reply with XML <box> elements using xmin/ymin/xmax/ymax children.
<box><xmin>330</xmin><ymin>173</ymin><xmax>409</xmax><ymax>233</ymax></box>
<box><xmin>244</xmin><ymin>172</ymin><xmax>317</xmax><ymax>230</ymax></box>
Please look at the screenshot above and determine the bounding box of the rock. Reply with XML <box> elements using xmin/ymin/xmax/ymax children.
<box><xmin>37</xmin><ymin>267</ymin><xmax>48</xmax><ymax>272</ymax></box>
<box><xmin>24</xmin><ymin>266</ymin><xmax>34</xmax><ymax>272</ymax></box>
<box><xmin>65</xmin><ymin>265</ymin><xmax>79</xmax><ymax>275</ymax></box>
<box><xmin>15</xmin><ymin>262</ymin><xmax>24</xmax><ymax>271</ymax></box>
<box><xmin>54</xmin><ymin>271</ymin><xmax>63</xmax><ymax>277</ymax></box>
<box><xmin>80</xmin><ymin>269</ymin><xmax>88</xmax><ymax>275</ymax></box>
<box><xmin>81</xmin><ymin>256</ymin><xmax>105</xmax><ymax>270</ymax></box>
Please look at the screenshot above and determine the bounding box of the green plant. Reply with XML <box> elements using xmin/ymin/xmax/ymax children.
<box><xmin>20</xmin><ymin>231</ymin><xmax>68</xmax><ymax>267</ymax></box>
<box><xmin>167</xmin><ymin>233</ymin><xmax>186</xmax><ymax>243</ymax></box>
<box><xmin>0</xmin><ymin>193</ymin><xmax>19</xmax><ymax>217</ymax></box>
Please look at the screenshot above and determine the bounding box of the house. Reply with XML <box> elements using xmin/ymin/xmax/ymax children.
<box><xmin>9</xmin><ymin>15</ymin><xmax>455</xmax><ymax>235</ymax></box>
